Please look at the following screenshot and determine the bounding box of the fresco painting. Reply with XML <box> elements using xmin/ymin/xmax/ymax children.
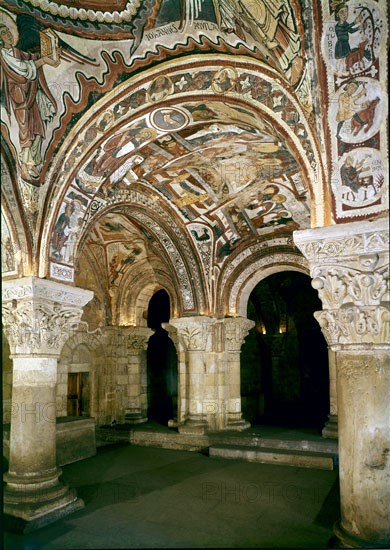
<box><xmin>0</xmin><ymin>8</ymin><xmax>103</xmax><ymax>184</ymax></box>
<box><xmin>0</xmin><ymin>1</ymin><xmax>387</xmax><ymax>284</ymax></box>
<box><xmin>50</xmin><ymin>190</ymin><xmax>89</xmax><ymax>265</ymax></box>
<box><xmin>1</xmin><ymin>212</ymin><xmax>17</xmax><ymax>275</ymax></box>
<box><xmin>86</xmin><ymin>213</ymin><xmax>148</xmax><ymax>288</ymax></box>
<box><xmin>321</xmin><ymin>0</ymin><xmax>388</xmax><ymax>220</ymax></box>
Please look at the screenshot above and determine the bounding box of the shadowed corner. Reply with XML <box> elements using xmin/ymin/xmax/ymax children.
<box><xmin>314</xmin><ymin>475</ymin><xmax>341</xmax><ymax>548</ymax></box>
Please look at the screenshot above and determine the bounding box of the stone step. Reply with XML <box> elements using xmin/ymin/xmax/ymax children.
<box><xmin>209</xmin><ymin>444</ymin><xmax>335</xmax><ymax>470</ymax></box>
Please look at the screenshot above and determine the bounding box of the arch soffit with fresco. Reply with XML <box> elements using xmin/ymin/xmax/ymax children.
<box><xmin>75</xmin><ymin>200</ymin><xmax>205</xmax><ymax>315</ymax></box>
<box><xmin>40</xmin><ymin>55</ymin><xmax>329</xmax><ymax>277</ymax></box>
<box><xmin>1</xmin><ymin>154</ymin><xmax>31</xmax><ymax>278</ymax></box>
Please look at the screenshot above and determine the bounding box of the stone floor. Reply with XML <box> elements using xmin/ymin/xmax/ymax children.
<box><xmin>4</xmin><ymin>440</ymin><xmax>341</xmax><ymax>549</ymax></box>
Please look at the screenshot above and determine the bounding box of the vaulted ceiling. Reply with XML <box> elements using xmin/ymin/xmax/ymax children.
<box><xmin>1</xmin><ymin>1</ymin><xmax>387</xmax><ymax>322</ymax></box>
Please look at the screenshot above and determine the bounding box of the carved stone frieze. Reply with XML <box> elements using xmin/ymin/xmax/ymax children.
<box><xmin>294</xmin><ymin>220</ymin><xmax>389</xmax><ymax>263</ymax></box>
<box><xmin>2</xmin><ymin>277</ymin><xmax>93</xmax><ymax>356</ymax></box>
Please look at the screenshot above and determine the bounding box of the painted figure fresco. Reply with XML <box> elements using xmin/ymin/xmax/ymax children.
<box><xmin>133</xmin><ymin>0</ymin><xmax>304</xmax><ymax>84</ymax></box>
<box><xmin>78</xmin><ymin>123</ymin><xmax>157</xmax><ymax>190</ymax></box>
<box><xmin>51</xmin><ymin>202</ymin><xmax>76</xmax><ymax>260</ymax></box>
<box><xmin>150</xmin><ymin>107</ymin><xmax>190</xmax><ymax>131</ymax></box>
<box><xmin>0</xmin><ymin>14</ymin><xmax>60</xmax><ymax>180</ymax></box>
<box><xmin>340</xmin><ymin>155</ymin><xmax>368</xmax><ymax>192</ymax></box>
<box><xmin>1</xmin><ymin>213</ymin><xmax>16</xmax><ymax>274</ymax></box>
<box><xmin>338</xmin><ymin>149</ymin><xmax>384</xmax><ymax>206</ymax></box>
<box><xmin>334</xmin><ymin>2</ymin><xmax>365</xmax><ymax>76</ymax></box>
<box><xmin>0</xmin><ymin>10</ymin><xmax>99</xmax><ymax>182</ymax></box>
<box><xmin>323</xmin><ymin>1</ymin><xmax>384</xmax><ymax>79</ymax></box>
<box><xmin>231</xmin><ymin>0</ymin><xmax>304</xmax><ymax>83</ymax></box>
<box><xmin>336</xmin><ymin>80</ymin><xmax>370</xmax><ymax>138</ymax></box>
<box><xmin>51</xmin><ymin>198</ymin><xmax>84</xmax><ymax>263</ymax></box>
<box><xmin>147</xmin><ymin>75</ymin><xmax>174</xmax><ymax>102</ymax></box>
<box><xmin>328</xmin><ymin>75</ymin><xmax>384</xmax><ymax>209</ymax></box>
<box><xmin>212</xmin><ymin>67</ymin><xmax>237</xmax><ymax>94</ymax></box>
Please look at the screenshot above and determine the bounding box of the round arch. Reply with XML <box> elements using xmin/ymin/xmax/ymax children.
<box><xmin>74</xmin><ymin>199</ymin><xmax>205</xmax><ymax>316</ymax></box>
<box><xmin>218</xmin><ymin>244</ymin><xmax>309</xmax><ymax>317</ymax></box>
<box><xmin>39</xmin><ymin>54</ymin><xmax>329</xmax><ymax>282</ymax></box>
<box><xmin>118</xmin><ymin>273</ymin><xmax>179</xmax><ymax>327</ymax></box>
<box><xmin>237</xmin><ymin>263</ymin><xmax>310</xmax><ymax>318</ymax></box>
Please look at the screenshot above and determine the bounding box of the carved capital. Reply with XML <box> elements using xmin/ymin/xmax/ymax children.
<box><xmin>169</xmin><ymin>316</ymin><xmax>215</xmax><ymax>351</ymax></box>
<box><xmin>126</xmin><ymin>327</ymin><xmax>153</xmax><ymax>352</ymax></box>
<box><xmin>224</xmin><ymin>317</ymin><xmax>255</xmax><ymax>351</ymax></box>
<box><xmin>2</xmin><ymin>277</ymin><xmax>93</xmax><ymax>356</ymax></box>
<box><xmin>315</xmin><ymin>306</ymin><xmax>389</xmax><ymax>347</ymax></box>
<box><xmin>294</xmin><ymin>220</ymin><xmax>389</xmax><ymax>348</ymax></box>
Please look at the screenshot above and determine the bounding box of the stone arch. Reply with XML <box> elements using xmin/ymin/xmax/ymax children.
<box><xmin>118</xmin><ymin>273</ymin><xmax>178</xmax><ymax>327</ymax></box>
<box><xmin>39</xmin><ymin>54</ymin><xmax>329</xmax><ymax>282</ymax></box>
<box><xmin>74</xmin><ymin>200</ymin><xmax>205</xmax><ymax>317</ymax></box>
<box><xmin>58</xmin><ymin>328</ymin><xmax>105</xmax><ymax>422</ymax></box>
<box><xmin>220</xmin><ymin>247</ymin><xmax>309</xmax><ymax>317</ymax></box>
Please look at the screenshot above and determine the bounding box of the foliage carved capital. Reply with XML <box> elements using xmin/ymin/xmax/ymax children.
<box><xmin>2</xmin><ymin>277</ymin><xmax>93</xmax><ymax>356</ymax></box>
<box><xmin>224</xmin><ymin>317</ymin><xmax>255</xmax><ymax>351</ymax></box>
<box><xmin>294</xmin><ymin>220</ymin><xmax>389</xmax><ymax>348</ymax></box>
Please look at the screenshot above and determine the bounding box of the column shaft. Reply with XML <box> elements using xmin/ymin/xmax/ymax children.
<box><xmin>2</xmin><ymin>277</ymin><xmax>93</xmax><ymax>532</ymax></box>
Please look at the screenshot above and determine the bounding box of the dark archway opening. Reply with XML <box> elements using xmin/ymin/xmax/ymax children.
<box><xmin>241</xmin><ymin>272</ymin><xmax>329</xmax><ymax>431</ymax></box>
<box><xmin>146</xmin><ymin>289</ymin><xmax>178</xmax><ymax>425</ymax></box>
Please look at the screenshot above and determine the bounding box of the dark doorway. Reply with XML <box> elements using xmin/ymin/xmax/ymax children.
<box><xmin>241</xmin><ymin>272</ymin><xmax>329</xmax><ymax>430</ymax></box>
<box><xmin>146</xmin><ymin>290</ymin><xmax>178</xmax><ymax>425</ymax></box>
<box><xmin>67</xmin><ymin>372</ymin><xmax>90</xmax><ymax>417</ymax></box>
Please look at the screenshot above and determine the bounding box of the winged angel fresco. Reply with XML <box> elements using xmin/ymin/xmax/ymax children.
<box><xmin>0</xmin><ymin>10</ymin><xmax>97</xmax><ymax>181</ymax></box>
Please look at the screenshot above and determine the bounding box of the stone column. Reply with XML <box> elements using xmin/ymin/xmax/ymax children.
<box><xmin>2</xmin><ymin>277</ymin><xmax>93</xmax><ymax>533</ymax></box>
<box><xmin>294</xmin><ymin>219</ymin><xmax>389</xmax><ymax>548</ymax></box>
<box><xmin>224</xmin><ymin>317</ymin><xmax>254</xmax><ymax>430</ymax></box>
<box><xmin>169</xmin><ymin>316</ymin><xmax>215</xmax><ymax>434</ymax></box>
<box><xmin>322</xmin><ymin>348</ymin><xmax>338</xmax><ymax>439</ymax></box>
<box><xmin>124</xmin><ymin>327</ymin><xmax>153</xmax><ymax>424</ymax></box>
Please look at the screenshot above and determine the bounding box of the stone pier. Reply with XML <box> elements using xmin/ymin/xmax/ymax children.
<box><xmin>295</xmin><ymin>219</ymin><xmax>390</xmax><ymax>548</ymax></box>
<box><xmin>2</xmin><ymin>277</ymin><xmax>93</xmax><ymax>533</ymax></box>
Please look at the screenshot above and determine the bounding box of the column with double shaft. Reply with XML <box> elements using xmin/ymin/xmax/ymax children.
<box><xmin>294</xmin><ymin>219</ymin><xmax>389</xmax><ymax>548</ymax></box>
<box><xmin>169</xmin><ymin>316</ymin><xmax>216</xmax><ymax>434</ymax></box>
<box><xmin>224</xmin><ymin>317</ymin><xmax>254</xmax><ymax>430</ymax></box>
<box><xmin>2</xmin><ymin>277</ymin><xmax>93</xmax><ymax>533</ymax></box>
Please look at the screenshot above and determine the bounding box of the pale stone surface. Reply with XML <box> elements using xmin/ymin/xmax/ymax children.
<box><xmin>209</xmin><ymin>444</ymin><xmax>335</xmax><ymax>470</ymax></box>
<box><xmin>166</xmin><ymin>316</ymin><xmax>253</xmax><ymax>433</ymax></box>
<box><xmin>322</xmin><ymin>349</ymin><xmax>338</xmax><ymax>439</ymax></box>
<box><xmin>294</xmin><ymin>219</ymin><xmax>390</xmax><ymax>547</ymax></box>
<box><xmin>2</xmin><ymin>278</ymin><xmax>93</xmax><ymax>532</ymax></box>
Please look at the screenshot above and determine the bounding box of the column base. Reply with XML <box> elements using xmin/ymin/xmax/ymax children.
<box><xmin>322</xmin><ymin>415</ymin><xmax>338</xmax><ymax>439</ymax></box>
<box><xmin>124</xmin><ymin>410</ymin><xmax>148</xmax><ymax>424</ymax></box>
<box><xmin>4</xmin><ymin>467</ymin><xmax>84</xmax><ymax>533</ymax></box>
<box><xmin>178</xmin><ymin>418</ymin><xmax>208</xmax><ymax>435</ymax></box>
<box><xmin>226</xmin><ymin>419</ymin><xmax>251</xmax><ymax>431</ymax></box>
<box><xmin>4</xmin><ymin>484</ymin><xmax>84</xmax><ymax>533</ymax></box>
<box><xmin>334</xmin><ymin>520</ymin><xmax>390</xmax><ymax>549</ymax></box>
